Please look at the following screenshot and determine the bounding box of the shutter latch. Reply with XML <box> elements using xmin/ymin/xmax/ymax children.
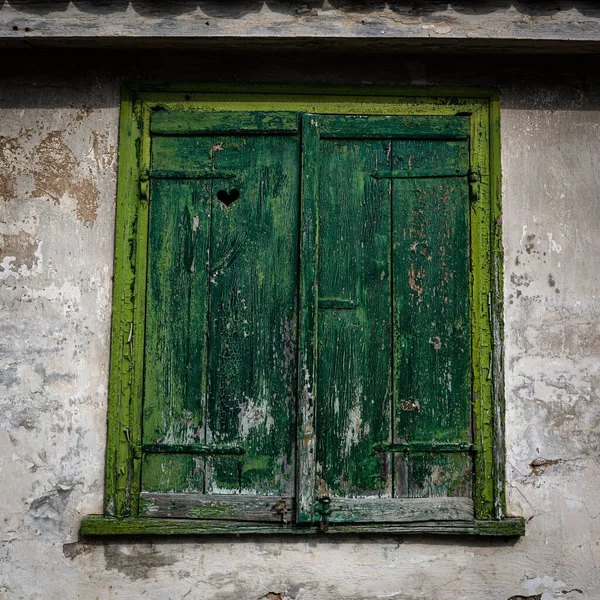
<box><xmin>315</xmin><ymin>496</ymin><xmax>332</xmax><ymax>532</ymax></box>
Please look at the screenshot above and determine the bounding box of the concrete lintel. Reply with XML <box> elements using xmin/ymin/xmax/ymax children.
<box><xmin>1</xmin><ymin>2</ymin><xmax>600</xmax><ymax>52</ymax></box>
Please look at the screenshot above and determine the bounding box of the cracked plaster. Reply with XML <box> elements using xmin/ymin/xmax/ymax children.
<box><xmin>1</xmin><ymin>55</ymin><xmax>600</xmax><ymax>600</ymax></box>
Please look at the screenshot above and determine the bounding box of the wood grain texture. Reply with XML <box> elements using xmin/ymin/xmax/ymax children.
<box><xmin>142</xmin><ymin>444</ymin><xmax>246</xmax><ymax>455</ymax></box>
<box><xmin>205</xmin><ymin>133</ymin><xmax>299</xmax><ymax>496</ymax></box>
<box><xmin>393</xmin><ymin>141</ymin><xmax>471</xmax><ymax>499</ymax></box>
<box><xmin>151</xmin><ymin>111</ymin><xmax>299</xmax><ymax>135</ymax></box>
<box><xmin>104</xmin><ymin>87</ymin><xmax>147</xmax><ymax>517</ymax></box>
<box><xmin>143</xmin><ymin>177</ymin><xmax>211</xmax><ymax>448</ymax></box>
<box><xmin>394</xmin><ymin>452</ymin><xmax>473</xmax><ymax>499</ymax></box>
<box><xmin>315</xmin><ymin>137</ymin><xmax>392</xmax><ymax>501</ymax></box>
<box><xmin>144</xmin><ymin>123</ymin><xmax>300</xmax><ymax>501</ymax></box>
<box><xmin>301</xmin><ymin>116</ymin><xmax>474</xmax><ymax>523</ymax></box>
<box><xmin>81</xmin><ymin>515</ymin><xmax>526</xmax><ymax>536</ymax></box>
<box><xmin>141</xmin><ymin>454</ymin><xmax>205</xmax><ymax>494</ymax></box>
<box><xmin>393</xmin><ymin>151</ymin><xmax>471</xmax><ymax>444</ymax></box>
<box><xmin>328</xmin><ymin>496</ymin><xmax>473</xmax><ymax>523</ymax></box>
<box><xmin>318</xmin><ymin>115</ymin><xmax>469</xmax><ymax>140</ymax></box>
<box><xmin>296</xmin><ymin>115</ymin><xmax>319</xmax><ymax>523</ymax></box>
<box><xmin>139</xmin><ymin>493</ymin><xmax>293</xmax><ymax>522</ymax></box>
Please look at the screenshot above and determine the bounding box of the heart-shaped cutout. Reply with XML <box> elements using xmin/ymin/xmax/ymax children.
<box><xmin>217</xmin><ymin>188</ymin><xmax>239</xmax><ymax>207</ymax></box>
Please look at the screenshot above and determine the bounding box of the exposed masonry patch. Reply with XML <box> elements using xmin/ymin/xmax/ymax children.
<box><xmin>0</xmin><ymin>230</ymin><xmax>39</xmax><ymax>271</ymax></box>
<box><xmin>0</xmin><ymin>116</ymin><xmax>111</xmax><ymax>227</ymax></box>
<box><xmin>529</xmin><ymin>458</ymin><xmax>564</xmax><ymax>476</ymax></box>
<box><xmin>0</xmin><ymin>135</ymin><xmax>19</xmax><ymax>202</ymax></box>
<box><xmin>31</xmin><ymin>131</ymin><xmax>100</xmax><ymax>227</ymax></box>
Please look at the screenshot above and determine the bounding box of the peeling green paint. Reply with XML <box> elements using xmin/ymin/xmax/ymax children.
<box><xmin>98</xmin><ymin>84</ymin><xmax>515</xmax><ymax>535</ymax></box>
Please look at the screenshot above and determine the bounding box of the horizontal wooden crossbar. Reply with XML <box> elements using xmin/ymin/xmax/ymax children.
<box><xmin>151</xmin><ymin>110</ymin><xmax>299</xmax><ymax>135</ymax></box>
<box><xmin>371</xmin><ymin>169</ymin><xmax>468</xmax><ymax>179</ymax></box>
<box><xmin>149</xmin><ymin>169</ymin><xmax>236</xmax><ymax>180</ymax></box>
<box><xmin>373</xmin><ymin>442</ymin><xmax>473</xmax><ymax>453</ymax></box>
<box><xmin>315</xmin><ymin>114</ymin><xmax>470</xmax><ymax>140</ymax></box>
<box><xmin>140</xmin><ymin>493</ymin><xmax>293</xmax><ymax>522</ymax></box>
<box><xmin>327</xmin><ymin>496</ymin><xmax>473</xmax><ymax>523</ymax></box>
<box><xmin>318</xmin><ymin>298</ymin><xmax>357</xmax><ymax>309</ymax></box>
<box><xmin>142</xmin><ymin>444</ymin><xmax>246</xmax><ymax>456</ymax></box>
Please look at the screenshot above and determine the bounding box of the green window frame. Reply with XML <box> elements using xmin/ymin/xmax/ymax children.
<box><xmin>82</xmin><ymin>85</ymin><xmax>524</xmax><ymax>536</ymax></box>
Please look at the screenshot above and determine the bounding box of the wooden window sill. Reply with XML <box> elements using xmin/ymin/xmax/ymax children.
<box><xmin>81</xmin><ymin>516</ymin><xmax>525</xmax><ymax>537</ymax></box>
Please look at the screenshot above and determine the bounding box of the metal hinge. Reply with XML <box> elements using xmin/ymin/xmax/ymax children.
<box><xmin>468</xmin><ymin>169</ymin><xmax>481</xmax><ymax>202</ymax></box>
<box><xmin>139</xmin><ymin>169</ymin><xmax>150</xmax><ymax>203</ymax></box>
<box><xmin>315</xmin><ymin>496</ymin><xmax>332</xmax><ymax>532</ymax></box>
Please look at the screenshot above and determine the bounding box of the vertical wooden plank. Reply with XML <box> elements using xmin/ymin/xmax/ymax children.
<box><xmin>315</xmin><ymin>138</ymin><xmax>393</xmax><ymax>499</ymax></box>
<box><xmin>470</xmin><ymin>102</ymin><xmax>498</xmax><ymax>519</ymax></box>
<box><xmin>105</xmin><ymin>86</ymin><xmax>143</xmax><ymax>517</ymax></box>
<box><xmin>489</xmin><ymin>95</ymin><xmax>505</xmax><ymax>520</ymax></box>
<box><xmin>296</xmin><ymin>116</ymin><xmax>320</xmax><ymax>523</ymax></box>
<box><xmin>143</xmin><ymin>178</ymin><xmax>211</xmax><ymax>462</ymax></box>
<box><xmin>128</xmin><ymin>99</ymin><xmax>153</xmax><ymax>517</ymax></box>
<box><xmin>393</xmin><ymin>140</ymin><xmax>471</xmax><ymax>497</ymax></box>
<box><xmin>205</xmin><ymin>133</ymin><xmax>300</xmax><ymax>496</ymax></box>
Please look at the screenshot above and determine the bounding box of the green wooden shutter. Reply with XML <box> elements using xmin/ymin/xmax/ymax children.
<box><xmin>297</xmin><ymin>114</ymin><xmax>473</xmax><ymax>525</ymax></box>
<box><xmin>140</xmin><ymin>112</ymin><xmax>300</xmax><ymax>523</ymax></box>
<box><xmin>139</xmin><ymin>110</ymin><xmax>475</xmax><ymax>526</ymax></box>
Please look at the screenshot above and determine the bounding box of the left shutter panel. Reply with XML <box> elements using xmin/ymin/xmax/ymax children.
<box><xmin>141</xmin><ymin>112</ymin><xmax>301</xmax><ymax>524</ymax></box>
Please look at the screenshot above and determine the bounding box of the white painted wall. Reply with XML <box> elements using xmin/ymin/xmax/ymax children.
<box><xmin>1</xmin><ymin>63</ymin><xmax>599</xmax><ymax>600</ymax></box>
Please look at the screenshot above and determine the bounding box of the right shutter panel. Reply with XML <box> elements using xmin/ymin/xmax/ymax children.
<box><xmin>297</xmin><ymin>115</ymin><xmax>474</xmax><ymax>525</ymax></box>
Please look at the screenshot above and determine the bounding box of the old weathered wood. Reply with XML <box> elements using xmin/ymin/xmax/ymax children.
<box><xmin>317</xmin><ymin>298</ymin><xmax>357</xmax><ymax>310</ymax></box>
<box><xmin>327</xmin><ymin>496</ymin><xmax>473</xmax><ymax>523</ymax></box>
<box><xmin>204</xmin><ymin>132</ymin><xmax>300</xmax><ymax>496</ymax></box>
<box><xmin>296</xmin><ymin>115</ymin><xmax>319</xmax><ymax>524</ymax></box>
<box><xmin>373</xmin><ymin>442</ymin><xmax>472</xmax><ymax>453</ymax></box>
<box><xmin>142</xmin><ymin>444</ymin><xmax>246</xmax><ymax>456</ymax></box>
<box><xmin>140</xmin><ymin>493</ymin><xmax>293</xmax><ymax>522</ymax></box>
<box><xmin>395</xmin><ymin>452</ymin><xmax>472</xmax><ymax>499</ymax></box>
<box><xmin>103</xmin><ymin>86</ymin><xmax>147</xmax><ymax>516</ymax></box>
<box><xmin>314</xmin><ymin>134</ymin><xmax>393</xmax><ymax>502</ymax></box>
<box><xmin>149</xmin><ymin>169</ymin><xmax>236</xmax><ymax>180</ymax></box>
<box><xmin>393</xmin><ymin>139</ymin><xmax>471</xmax><ymax>499</ymax></box>
<box><xmin>141</xmin><ymin>455</ymin><xmax>205</xmax><ymax>495</ymax></box>
<box><xmin>81</xmin><ymin>515</ymin><xmax>526</xmax><ymax>536</ymax></box>
<box><xmin>296</xmin><ymin>115</ymin><xmax>474</xmax><ymax>524</ymax></box>
<box><xmin>151</xmin><ymin>111</ymin><xmax>299</xmax><ymax>135</ymax></box>
<box><xmin>318</xmin><ymin>115</ymin><xmax>469</xmax><ymax>140</ymax></box>
<box><xmin>142</xmin><ymin>175</ymin><xmax>212</xmax><ymax>496</ymax></box>
<box><xmin>372</xmin><ymin>141</ymin><xmax>469</xmax><ymax>179</ymax></box>
<box><xmin>100</xmin><ymin>88</ymin><xmax>512</xmax><ymax>533</ymax></box>
<box><xmin>144</xmin><ymin>116</ymin><xmax>300</xmax><ymax>501</ymax></box>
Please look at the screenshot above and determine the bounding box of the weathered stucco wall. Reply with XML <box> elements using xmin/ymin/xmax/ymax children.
<box><xmin>1</xmin><ymin>53</ymin><xmax>599</xmax><ymax>599</ymax></box>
